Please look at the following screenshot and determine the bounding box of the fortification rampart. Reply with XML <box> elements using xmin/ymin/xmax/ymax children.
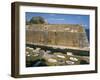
<box><xmin>26</xmin><ymin>24</ymin><xmax>89</xmax><ymax>48</ymax></box>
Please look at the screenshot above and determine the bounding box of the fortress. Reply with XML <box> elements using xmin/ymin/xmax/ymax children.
<box><xmin>26</xmin><ymin>24</ymin><xmax>89</xmax><ymax>50</ymax></box>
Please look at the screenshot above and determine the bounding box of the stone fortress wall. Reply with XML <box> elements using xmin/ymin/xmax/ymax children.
<box><xmin>26</xmin><ymin>24</ymin><xmax>89</xmax><ymax>48</ymax></box>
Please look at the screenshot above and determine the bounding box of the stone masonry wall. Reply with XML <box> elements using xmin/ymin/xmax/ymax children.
<box><xmin>26</xmin><ymin>24</ymin><xmax>89</xmax><ymax>48</ymax></box>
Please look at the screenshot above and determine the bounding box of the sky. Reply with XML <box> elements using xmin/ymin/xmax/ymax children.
<box><xmin>26</xmin><ymin>12</ymin><xmax>90</xmax><ymax>29</ymax></box>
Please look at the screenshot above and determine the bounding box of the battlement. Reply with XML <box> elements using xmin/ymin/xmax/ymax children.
<box><xmin>26</xmin><ymin>24</ymin><xmax>85</xmax><ymax>32</ymax></box>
